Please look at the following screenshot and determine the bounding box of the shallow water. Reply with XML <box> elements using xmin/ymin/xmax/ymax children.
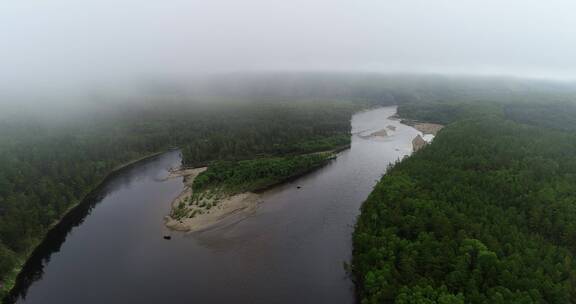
<box><xmin>9</xmin><ymin>106</ymin><xmax>420</xmax><ymax>304</ymax></box>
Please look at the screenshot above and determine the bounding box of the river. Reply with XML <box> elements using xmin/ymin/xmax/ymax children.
<box><xmin>8</xmin><ymin>106</ymin><xmax>421</xmax><ymax>304</ymax></box>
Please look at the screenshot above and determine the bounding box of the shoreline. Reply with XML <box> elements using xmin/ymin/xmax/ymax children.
<box><xmin>399</xmin><ymin>119</ymin><xmax>444</xmax><ymax>135</ymax></box>
<box><xmin>164</xmin><ymin>148</ymin><xmax>346</xmax><ymax>233</ymax></box>
<box><xmin>397</xmin><ymin>118</ymin><xmax>444</xmax><ymax>151</ymax></box>
<box><xmin>411</xmin><ymin>135</ymin><xmax>428</xmax><ymax>152</ymax></box>
<box><xmin>2</xmin><ymin>150</ymin><xmax>170</xmax><ymax>301</ymax></box>
<box><xmin>165</xmin><ymin>191</ymin><xmax>262</xmax><ymax>232</ymax></box>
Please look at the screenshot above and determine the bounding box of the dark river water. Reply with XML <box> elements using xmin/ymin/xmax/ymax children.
<box><xmin>9</xmin><ymin>107</ymin><xmax>420</xmax><ymax>304</ymax></box>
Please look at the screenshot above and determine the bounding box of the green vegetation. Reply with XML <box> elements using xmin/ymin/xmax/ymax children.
<box><xmin>397</xmin><ymin>101</ymin><xmax>502</xmax><ymax>125</ymax></box>
<box><xmin>0</xmin><ymin>99</ymin><xmax>355</xmax><ymax>298</ymax></box>
<box><xmin>178</xmin><ymin>102</ymin><xmax>354</xmax><ymax>166</ymax></box>
<box><xmin>4</xmin><ymin>74</ymin><xmax>576</xmax><ymax>301</ymax></box>
<box><xmin>171</xmin><ymin>152</ymin><xmax>336</xmax><ymax>220</ymax></box>
<box><xmin>354</xmin><ymin>101</ymin><xmax>576</xmax><ymax>303</ymax></box>
<box><xmin>194</xmin><ymin>152</ymin><xmax>334</xmax><ymax>194</ymax></box>
<box><xmin>504</xmin><ymin>101</ymin><xmax>576</xmax><ymax>132</ymax></box>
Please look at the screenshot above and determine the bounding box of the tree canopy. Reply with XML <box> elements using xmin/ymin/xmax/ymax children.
<box><xmin>354</xmin><ymin>101</ymin><xmax>576</xmax><ymax>303</ymax></box>
<box><xmin>0</xmin><ymin>100</ymin><xmax>355</xmax><ymax>297</ymax></box>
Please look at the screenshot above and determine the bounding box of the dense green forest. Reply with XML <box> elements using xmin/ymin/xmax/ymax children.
<box><xmin>354</xmin><ymin>101</ymin><xmax>576</xmax><ymax>303</ymax></box>
<box><xmin>0</xmin><ymin>99</ymin><xmax>356</xmax><ymax>297</ymax></box>
<box><xmin>178</xmin><ymin>101</ymin><xmax>353</xmax><ymax>166</ymax></box>
<box><xmin>3</xmin><ymin>74</ymin><xmax>576</xmax><ymax>301</ymax></box>
<box><xmin>193</xmin><ymin>152</ymin><xmax>335</xmax><ymax>195</ymax></box>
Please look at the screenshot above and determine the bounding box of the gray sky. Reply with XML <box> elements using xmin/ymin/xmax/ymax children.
<box><xmin>2</xmin><ymin>0</ymin><xmax>576</xmax><ymax>93</ymax></box>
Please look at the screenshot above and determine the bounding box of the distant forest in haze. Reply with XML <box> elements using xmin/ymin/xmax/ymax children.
<box><xmin>2</xmin><ymin>73</ymin><xmax>576</xmax><ymax>301</ymax></box>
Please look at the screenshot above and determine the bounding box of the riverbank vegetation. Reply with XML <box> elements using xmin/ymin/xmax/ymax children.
<box><xmin>354</xmin><ymin>100</ymin><xmax>576</xmax><ymax>303</ymax></box>
<box><xmin>170</xmin><ymin>152</ymin><xmax>335</xmax><ymax>221</ymax></box>
<box><xmin>194</xmin><ymin>152</ymin><xmax>334</xmax><ymax>195</ymax></box>
<box><xmin>3</xmin><ymin>73</ymin><xmax>576</xmax><ymax>300</ymax></box>
<box><xmin>178</xmin><ymin>102</ymin><xmax>353</xmax><ymax>166</ymax></box>
<box><xmin>0</xmin><ymin>99</ymin><xmax>356</xmax><ymax>298</ymax></box>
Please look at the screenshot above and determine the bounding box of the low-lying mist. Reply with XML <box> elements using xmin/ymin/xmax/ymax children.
<box><xmin>2</xmin><ymin>72</ymin><xmax>576</xmax><ymax>128</ymax></box>
<box><xmin>3</xmin><ymin>0</ymin><xmax>576</xmax><ymax>105</ymax></box>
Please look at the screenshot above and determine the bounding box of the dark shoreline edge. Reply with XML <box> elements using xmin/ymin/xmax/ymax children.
<box><xmin>5</xmin><ymin>144</ymin><xmax>353</xmax><ymax>302</ymax></box>
<box><xmin>164</xmin><ymin>144</ymin><xmax>352</xmax><ymax>231</ymax></box>
<box><xmin>2</xmin><ymin>150</ymin><xmax>171</xmax><ymax>304</ymax></box>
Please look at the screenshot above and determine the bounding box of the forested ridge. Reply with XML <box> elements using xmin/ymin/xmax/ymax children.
<box><xmin>354</xmin><ymin>101</ymin><xmax>576</xmax><ymax>303</ymax></box>
<box><xmin>0</xmin><ymin>100</ymin><xmax>356</xmax><ymax>298</ymax></box>
<box><xmin>3</xmin><ymin>74</ymin><xmax>576</xmax><ymax>301</ymax></box>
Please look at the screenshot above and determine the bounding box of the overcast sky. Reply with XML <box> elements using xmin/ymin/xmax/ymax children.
<box><xmin>2</xmin><ymin>0</ymin><xmax>576</xmax><ymax>94</ymax></box>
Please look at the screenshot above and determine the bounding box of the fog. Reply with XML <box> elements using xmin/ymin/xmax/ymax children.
<box><xmin>2</xmin><ymin>0</ymin><xmax>576</xmax><ymax>98</ymax></box>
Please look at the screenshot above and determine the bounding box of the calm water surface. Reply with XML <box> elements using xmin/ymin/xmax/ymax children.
<box><xmin>9</xmin><ymin>106</ymin><xmax>420</xmax><ymax>304</ymax></box>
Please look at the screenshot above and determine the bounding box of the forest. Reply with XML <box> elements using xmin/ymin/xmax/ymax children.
<box><xmin>177</xmin><ymin>101</ymin><xmax>353</xmax><ymax>166</ymax></box>
<box><xmin>0</xmin><ymin>99</ymin><xmax>356</xmax><ymax>297</ymax></box>
<box><xmin>354</xmin><ymin>100</ymin><xmax>576</xmax><ymax>303</ymax></box>
<box><xmin>192</xmin><ymin>152</ymin><xmax>336</xmax><ymax>195</ymax></box>
<box><xmin>3</xmin><ymin>74</ymin><xmax>576</xmax><ymax>301</ymax></box>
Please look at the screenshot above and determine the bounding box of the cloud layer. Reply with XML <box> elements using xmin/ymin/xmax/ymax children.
<box><xmin>2</xmin><ymin>0</ymin><xmax>576</xmax><ymax>93</ymax></box>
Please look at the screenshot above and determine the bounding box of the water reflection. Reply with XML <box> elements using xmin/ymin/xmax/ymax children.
<box><xmin>8</xmin><ymin>107</ymin><xmax>419</xmax><ymax>304</ymax></box>
<box><xmin>6</xmin><ymin>152</ymin><xmax>180</xmax><ymax>303</ymax></box>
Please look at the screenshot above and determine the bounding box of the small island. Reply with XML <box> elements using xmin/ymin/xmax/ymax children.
<box><xmin>165</xmin><ymin>152</ymin><xmax>337</xmax><ymax>232</ymax></box>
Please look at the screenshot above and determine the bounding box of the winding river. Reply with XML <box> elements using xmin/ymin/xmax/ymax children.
<box><xmin>8</xmin><ymin>107</ymin><xmax>421</xmax><ymax>304</ymax></box>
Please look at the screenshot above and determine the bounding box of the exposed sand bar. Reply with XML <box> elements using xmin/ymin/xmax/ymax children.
<box><xmin>399</xmin><ymin>119</ymin><xmax>444</xmax><ymax>151</ymax></box>
<box><xmin>401</xmin><ymin>119</ymin><xmax>444</xmax><ymax>135</ymax></box>
<box><xmin>163</xmin><ymin>151</ymin><xmax>343</xmax><ymax>232</ymax></box>
<box><xmin>412</xmin><ymin>122</ymin><xmax>443</xmax><ymax>135</ymax></box>
<box><xmin>412</xmin><ymin>134</ymin><xmax>428</xmax><ymax>152</ymax></box>
<box><xmin>164</xmin><ymin>165</ymin><xmax>265</xmax><ymax>232</ymax></box>
<box><xmin>165</xmin><ymin>191</ymin><xmax>261</xmax><ymax>232</ymax></box>
<box><xmin>166</xmin><ymin>167</ymin><xmax>207</xmax><ymax>181</ymax></box>
<box><xmin>164</xmin><ymin>166</ymin><xmax>264</xmax><ymax>232</ymax></box>
<box><xmin>357</xmin><ymin>128</ymin><xmax>390</xmax><ymax>139</ymax></box>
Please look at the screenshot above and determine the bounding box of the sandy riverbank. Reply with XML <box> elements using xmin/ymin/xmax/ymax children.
<box><xmin>163</xmin><ymin>149</ymin><xmax>344</xmax><ymax>232</ymax></box>
<box><xmin>411</xmin><ymin>122</ymin><xmax>443</xmax><ymax>135</ymax></box>
<box><xmin>165</xmin><ymin>191</ymin><xmax>261</xmax><ymax>232</ymax></box>
<box><xmin>397</xmin><ymin>119</ymin><xmax>444</xmax><ymax>151</ymax></box>
<box><xmin>166</xmin><ymin>167</ymin><xmax>207</xmax><ymax>182</ymax></box>
<box><xmin>412</xmin><ymin>135</ymin><xmax>427</xmax><ymax>152</ymax></box>
<box><xmin>401</xmin><ymin>120</ymin><xmax>444</xmax><ymax>135</ymax></box>
<box><xmin>164</xmin><ymin>167</ymin><xmax>262</xmax><ymax>232</ymax></box>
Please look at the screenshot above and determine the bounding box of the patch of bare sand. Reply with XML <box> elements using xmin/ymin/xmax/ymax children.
<box><xmin>411</xmin><ymin>122</ymin><xmax>444</xmax><ymax>135</ymax></box>
<box><xmin>164</xmin><ymin>167</ymin><xmax>262</xmax><ymax>232</ymax></box>
<box><xmin>358</xmin><ymin>128</ymin><xmax>389</xmax><ymax>139</ymax></box>
<box><xmin>166</xmin><ymin>167</ymin><xmax>207</xmax><ymax>182</ymax></box>
<box><xmin>412</xmin><ymin>134</ymin><xmax>428</xmax><ymax>152</ymax></box>
<box><xmin>370</xmin><ymin>129</ymin><xmax>389</xmax><ymax>137</ymax></box>
<box><xmin>165</xmin><ymin>192</ymin><xmax>261</xmax><ymax>232</ymax></box>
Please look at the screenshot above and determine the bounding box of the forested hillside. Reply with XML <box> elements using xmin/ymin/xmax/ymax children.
<box><xmin>3</xmin><ymin>74</ymin><xmax>576</xmax><ymax>301</ymax></box>
<box><xmin>0</xmin><ymin>100</ymin><xmax>356</xmax><ymax>297</ymax></box>
<box><xmin>354</xmin><ymin>101</ymin><xmax>576</xmax><ymax>303</ymax></box>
